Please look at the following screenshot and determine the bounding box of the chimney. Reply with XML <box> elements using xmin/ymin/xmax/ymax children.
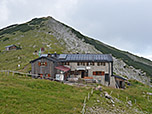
<box><xmin>54</xmin><ymin>51</ymin><xmax>57</xmax><ymax>57</ymax></box>
<box><xmin>47</xmin><ymin>53</ymin><xmax>51</xmax><ymax>57</ymax></box>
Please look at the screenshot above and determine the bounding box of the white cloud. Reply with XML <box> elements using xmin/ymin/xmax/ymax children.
<box><xmin>0</xmin><ymin>0</ymin><xmax>79</xmax><ymax>28</ymax></box>
<box><xmin>0</xmin><ymin>0</ymin><xmax>9</xmax><ymax>22</ymax></box>
<box><xmin>0</xmin><ymin>0</ymin><xmax>152</xmax><ymax>60</ymax></box>
<box><xmin>135</xmin><ymin>53</ymin><xmax>152</xmax><ymax>61</ymax></box>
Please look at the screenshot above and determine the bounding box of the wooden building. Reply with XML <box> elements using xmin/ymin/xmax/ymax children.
<box><xmin>5</xmin><ymin>45</ymin><xmax>17</xmax><ymax>51</ymax></box>
<box><xmin>114</xmin><ymin>75</ymin><xmax>127</xmax><ymax>88</ymax></box>
<box><xmin>30</xmin><ymin>56</ymin><xmax>58</xmax><ymax>79</ymax></box>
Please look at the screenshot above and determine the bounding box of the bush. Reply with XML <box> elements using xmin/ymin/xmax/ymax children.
<box><xmin>2</xmin><ymin>37</ymin><xmax>9</xmax><ymax>42</ymax></box>
<box><xmin>29</xmin><ymin>18</ymin><xmax>47</xmax><ymax>25</ymax></box>
<box><xmin>0</xmin><ymin>23</ymin><xmax>34</xmax><ymax>35</ymax></box>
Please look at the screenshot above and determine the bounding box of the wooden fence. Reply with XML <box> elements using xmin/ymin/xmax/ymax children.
<box><xmin>0</xmin><ymin>70</ymin><xmax>39</xmax><ymax>77</ymax></box>
<box><xmin>0</xmin><ymin>70</ymin><xmax>94</xmax><ymax>114</ymax></box>
<box><xmin>81</xmin><ymin>87</ymin><xmax>94</xmax><ymax>114</ymax></box>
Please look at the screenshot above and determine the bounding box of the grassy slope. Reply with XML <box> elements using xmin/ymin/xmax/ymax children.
<box><xmin>86</xmin><ymin>80</ymin><xmax>152</xmax><ymax>114</ymax></box>
<box><xmin>0</xmin><ymin>74</ymin><xmax>89</xmax><ymax>114</ymax></box>
<box><xmin>0</xmin><ymin>73</ymin><xmax>151</xmax><ymax>114</ymax></box>
<box><xmin>0</xmin><ymin>18</ymin><xmax>66</xmax><ymax>71</ymax></box>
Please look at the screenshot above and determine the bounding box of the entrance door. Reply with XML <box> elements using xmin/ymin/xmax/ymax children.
<box><xmin>120</xmin><ymin>81</ymin><xmax>122</xmax><ymax>88</ymax></box>
<box><xmin>40</xmin><ymin>67</ymin><xmax>45</xmax><ymax>78</ymax></box>
<box><xmin>105</xmin><ymin>74</ymin><xmax>110</xmax><ymax>82</ymax></box>
<box><xmin>81</xmin><ymin>71</ymin><xmax>85</xmax><ymax>78</ymax></box>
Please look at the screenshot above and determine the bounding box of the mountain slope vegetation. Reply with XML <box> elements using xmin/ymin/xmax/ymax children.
<box><xmin>86</xmin><ymin>80</ymin><xmax>152</xmax><ymax>114</ymax></box>
<box><xmin>0</xmin><ymin>74</ymin><xmax>89</xmax><ymax>114</ymax></box>
<box><xmin>0</xmin><ymin>74</ymin><xmax>151</xmax><ymax>114</ymax></box>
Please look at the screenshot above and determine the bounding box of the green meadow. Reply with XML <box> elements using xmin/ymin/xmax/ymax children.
<box><xmin>0</xmin><ymin>74</ymin><xmax>89</xmax><ymax>114</ymax></box>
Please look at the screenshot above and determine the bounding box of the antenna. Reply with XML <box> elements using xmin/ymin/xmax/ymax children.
<box><xmin>38</xmin><ymin>48</ymin><xmax>41</xmax><ymax>57</ymax></box>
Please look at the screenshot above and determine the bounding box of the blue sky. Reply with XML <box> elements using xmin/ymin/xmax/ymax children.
<box><xmin>0</xmin><ymin>0</ymin><xmax>152</xmax><ymax>60</ymax></box>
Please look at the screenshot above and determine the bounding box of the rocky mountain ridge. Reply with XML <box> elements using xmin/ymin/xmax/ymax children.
<box><xmin>44</xmin><ymin>16</ymin><xmax>151</xmax><ymax>85</ymax></box>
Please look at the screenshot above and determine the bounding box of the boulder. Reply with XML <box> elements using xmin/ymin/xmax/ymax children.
<box><xmin>127</xmin><ymin>100</ymin><xmax>132</xmax><ymax>106</ymax></box>
<box><xmin>147</xmin><ymin>92</ymin><xmax>152</xmax><ymax>96</ymax></box>
<box><xmin>104</xmin><ymin>92</ymin><xmax>112</xmax><ymax>99</ymax></box>
<box><xmin>111</xmin><ymin>99</ymin><xmax>115</xmax><ymax>104</ymax></box>
<box><xmin>95</xmin><ymin>85</ymin><xmax>102</xmax><ymax>91</ymax></box>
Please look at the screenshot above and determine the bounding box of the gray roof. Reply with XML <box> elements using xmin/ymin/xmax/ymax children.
<box><xmin>30</xmin><ymin>56</ymin><xmax>58</xmax><ymax>63</ymax></box>
<box><xmin>40</xmin><ymin>54</ymin><xmax>48</xmax><ymax>57</ymax></box>
<box><xmin>5</xmin><ymin>44</ymin><xmax>17</xmax><ymax>48</ymax></box>
<box><xmin>58</xmin><ymin>54</ymin><xmax>113</xmax><ymax>62</ymax></box>
<box><xmin>30</xmin><ymin>54</ymin><xmax>113</xmax><ymax>63</ymax></box>
<box><xmin>114</xmin><ymin>75</ymin><xmax>127</xmax><ymax>80</ymax></box>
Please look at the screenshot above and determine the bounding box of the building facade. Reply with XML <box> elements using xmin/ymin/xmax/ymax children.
<box><xmin>30</xmin><ymin>56</ymin><xmax>58</xmax><ymax>79</ymax></box>
<box><xmin>30</xmin><ymin>53</ymin><xmax>116</xmax><ymax>87</ymax></box>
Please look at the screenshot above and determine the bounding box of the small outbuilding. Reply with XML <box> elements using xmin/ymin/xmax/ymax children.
<box><xmin>55</xmin><ymin>65</ymin><xmax>70</xmax><ymax>81</ymax></box>
<box><xmin>114</xmin><ymin>75</ymin><xmax>127</xmax><ymax>88</ymax></box>
<box><xmin>5</xmin><ymin>45</ymin><xmax>18</xmax><ymax>51</ymax></box>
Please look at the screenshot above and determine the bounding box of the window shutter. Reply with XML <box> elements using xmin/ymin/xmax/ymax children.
<box><xmin>96</xmin><ymin>72</ymin><xmax>98</xmax><ymax>75</ymax></box>
<box><xmin>48</xmin><ymin>74</ymin><xmax>50</xmax><ymax>77</ymax></box>
<box><xmin>38</xmin><ymin>62</ymin><xmax>41</xmax><ymax>66</ymax></box>
<box><xmin>99</xmin><ymin>71</ymin><xmax>101</xmax><ymax>75</ymax></box>
<box><xmin>101</xmin><ymin>71</ymin><xmax>105</xmax><ymax>76</ymax></box>
<box><xmin>45</xmin><ymin>62</ymin><xmax>47</xmax><ymax>66</ymax></box>
<box><xmin>93</xmin><ymin>72</ymin><xmax>96</xmax><ymax>75</ymax></box>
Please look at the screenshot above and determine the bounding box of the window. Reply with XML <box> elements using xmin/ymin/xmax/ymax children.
<box><xmin>70</xmin><ymin>71</ymin><xmax>75</xmax><ymax>75</ymax></box>
<box><xmin>77</xmin><ymin>62</ymin><xmax>80</xmax><ymax>66</ymax></box>
<box><xmin>90</xmin><ymin>62</ymin><xmax>94</xmax><ymax>66</ymax></box>
<box><xmin>74</xmin><ymin>71</ymin><xmax>79</xmax><ymax>75</ymax></box>
<box><xmin>61</xmin><ymin>62</ymin><xmax>69</xmax><ymax>65</ymax></box>
<box><xmin>38</xmin><ymin>62</ymin><xmax>47</xmax><ymax>66</ymax></box>
<box><xmin>40</xmin><ymin>74</ymin><xmax>43</xmax><ymax>78</ymax></box>
<box><xmin>86</xmin><ymin>62</ymin><xmax>89</xmax><ymax>66</ymax></box>
<box><xmin>65</xmin><ymin>62</ymin><xmax>69</xmax><ymax>65</ymax></box>
<box><xmin>93</xmin><ymin>71</ymin><xmax>105</xmax><ymax>76</ymax></box>
<box><xmin>48</xmin><ymin>74</ymin><xmax>51</xmax><ymax>77</ymax></box>
<box><xmin>97</xmin><ymin>62</ymin><xmax>100</xmax><ymax>66</ymax></box>
<box><xmin>93</xmin><ymin>72</ymin><xmax>96</xmax><ymax>75</ymax></box>
<box><xmin>97</xmin><ymin>62</ymin><xmax>106</xmax><ymax>66</ymax></box>
<box><xmin>78</xmin><ymin>62</ymin><xmax>86</xmax><ymax>66</ymax></box>
<box><xmin>98</xmin><ymin>71</ymin><xmax>101</xmax><ymax>75</ymax></box>
<box><xmin>80</xmin><ymin>62</ymin><xmax>83</xmax><ymax>66</ymax></box>
<box><xmin>102</xmin><ymin>62</ymin><xmax>106</xmax><ymax>66</ymax></box>
<box><xmin>101</xmin><ymin>71</ymin><xmax>105</xmax><ymax>75</ymax></box>
<box><xmin>92</xmin><ymin>62</ymin><xmax>94</xmax><ymax>66</ymax></box>
<box><xmin>82</xmin><ymin>62</ymin><xmax>85</xmax><ymax>66</ymax></box>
